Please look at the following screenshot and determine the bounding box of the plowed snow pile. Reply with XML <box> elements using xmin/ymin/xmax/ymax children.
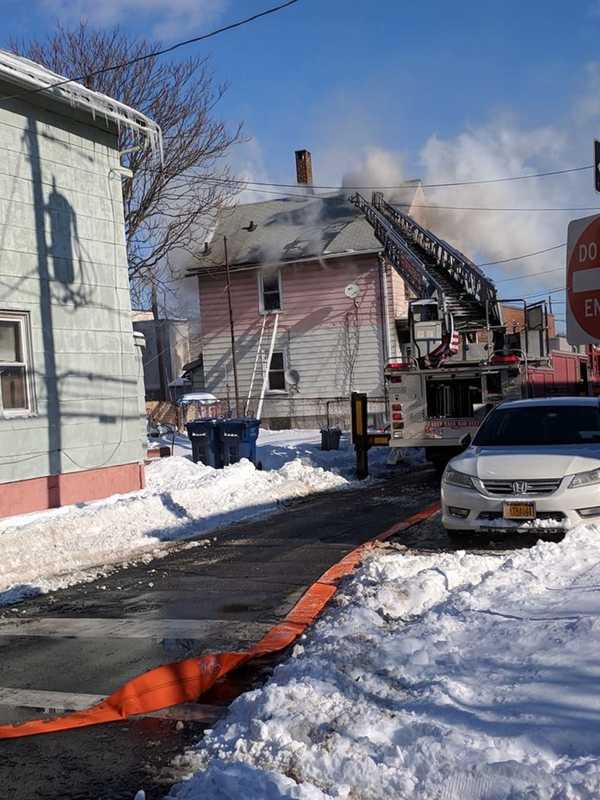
<box><xmin>168</xmin><ymin>526</ymin><xmax>600</xmax><ymax>799</ymax></box>
<box><xmin>0</xmin><ymin>456</ymin><xmax>347</xmax><ymax>605</ymax></box>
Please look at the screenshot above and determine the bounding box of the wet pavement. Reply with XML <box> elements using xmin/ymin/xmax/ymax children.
<box><xmin>0</xmin><ymin>470</ymin><xmax>441</xmax><ymax>800</ymax></box>
<box><xmin>0</xmin><ymin>467</ymin><xmax>566</xmax><ymax>799</ymax></box>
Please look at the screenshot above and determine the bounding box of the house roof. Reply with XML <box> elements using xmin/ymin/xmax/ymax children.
<box><xmin>0</xmin><ymin>50</ymin><xmax>162</xmax><ymax>152</ymax></box>
<box><xmin>187</xmin><ymin>183</ymin><xmax>422</xmax><ymax>273</ymax></box>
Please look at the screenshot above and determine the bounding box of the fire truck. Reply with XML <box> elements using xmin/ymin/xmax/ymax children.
<box><xmin>352</xmin><ymin>192</ymin><xmax>600</xmax><ymax>471</ymax></box>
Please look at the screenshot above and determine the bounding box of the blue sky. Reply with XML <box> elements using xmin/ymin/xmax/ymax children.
<box><xmin>5</xmin><ymin>0</ymin><xmax>600</xmax><ymax>327</ymax></box>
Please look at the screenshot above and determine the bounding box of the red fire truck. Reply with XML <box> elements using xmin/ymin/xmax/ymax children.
<box><xmin>352</xmin><ymin>193</ymin><xmax>600</xmax><ymax>471</ymax></box>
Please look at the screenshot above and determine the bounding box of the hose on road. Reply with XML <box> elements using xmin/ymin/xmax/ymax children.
<box><xmin>0</xmin><ymin>502</ymin><xmax>440</xmax><ymax>739</ymax></box>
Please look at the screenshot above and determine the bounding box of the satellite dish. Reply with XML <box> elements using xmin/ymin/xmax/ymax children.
<box><xmin>285</xmin><ymin>368</ymin><xmax>300</xmax><ymax>389</ymax></box>
<box><xmin>344</xmin><ymin>282</ymin><xmax>361</xmax><ymax>299</ymax></box>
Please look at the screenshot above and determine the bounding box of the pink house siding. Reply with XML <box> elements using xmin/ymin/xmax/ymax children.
<box><xmin>198</xmin><ymin>253</ymin><xmax>395</xmax><ymax>424</ymax></box>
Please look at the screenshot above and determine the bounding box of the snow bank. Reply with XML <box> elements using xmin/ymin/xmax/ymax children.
<box><xmin>168</xmin><ymin>525</ymin><xmax>600</xmax><ymax>799</ymax></box>
<box><xmin>165</xmin><ymin>428</ymin><xmax>424</xmax><ymax>478</ymax></box>
<box><xmin>0</xmin><ymin>456</ymin><xmax>347</xmax><ymax>605</ymax></box>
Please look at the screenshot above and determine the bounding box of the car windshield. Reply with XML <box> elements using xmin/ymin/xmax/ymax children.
<box><xmin>473</xmin><ymin>404</ymin><xmax>600</xmax><ymax>446</ymax></box>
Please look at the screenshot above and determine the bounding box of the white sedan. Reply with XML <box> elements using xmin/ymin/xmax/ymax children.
<box><xmin>442</xmin><ymin>397</ymin><xmax>600</xmax><ymax>537</ymax></box>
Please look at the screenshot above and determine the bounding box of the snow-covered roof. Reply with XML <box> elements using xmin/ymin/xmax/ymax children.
<box><xmin>0</xmin><ymin>50</ymin><xmax>162</xmax><ymax>154</ymax></box>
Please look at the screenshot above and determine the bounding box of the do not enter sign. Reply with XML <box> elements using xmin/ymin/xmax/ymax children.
<box><xmin>567</xmin><ymin>214</ymin><xmax>600</xmax><ymax>344</ymax></box>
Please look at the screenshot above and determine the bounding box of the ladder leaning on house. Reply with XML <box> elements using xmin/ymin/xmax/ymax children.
<box><xmin>244</xmin><ymin>312</ymin><xmax>280</xmax><ymax>419</ymax></box>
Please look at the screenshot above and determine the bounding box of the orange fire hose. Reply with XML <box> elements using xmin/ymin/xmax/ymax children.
<box><xmin>0</xmin><ymin>501</ymin><xmax>440</xmax><ymax>739</ymax></box>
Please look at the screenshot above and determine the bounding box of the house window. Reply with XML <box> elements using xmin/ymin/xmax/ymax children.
<box><xmin>268</xmin><ymin>351</ymin><xmax>286</xmax><ymax>391</ymax></box>
<box><xmin>0</xmin><ymin>313</ymin><xmax>33</xmax><ymax>415</ymax></box>
<box><xmin>259</xmin><ymin>270</ymin><xmax>282</xmax><ymax>312</ymax></box>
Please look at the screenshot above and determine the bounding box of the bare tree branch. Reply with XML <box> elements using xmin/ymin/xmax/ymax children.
<box><xmin>11</xmin><ymin>22</ymin><xmax>242</xmax><ymax>303</ymax></box>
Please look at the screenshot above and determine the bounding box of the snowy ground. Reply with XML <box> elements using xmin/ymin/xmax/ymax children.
<box><xmin>167</xmin><ymin>526</ymin><xmax>600</xmax><ymax>800</ymax></box>
<box><xmin>0</xmin><ymin>431</ymin><xmax>418</xmax><ymax>606</ymax></box>
<box><xmin>159</xmin><ymin>428</ymin><xmax>423</xmax><ymax>478</ymax></box>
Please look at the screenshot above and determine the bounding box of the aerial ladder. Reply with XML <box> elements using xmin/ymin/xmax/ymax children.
<box><xmin>351</xmin><ymin>192</ymin><xmax>503</xmax><ymax>365</ymax></box>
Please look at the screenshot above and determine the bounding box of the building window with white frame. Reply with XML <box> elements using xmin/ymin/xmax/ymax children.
<box><xmin>259</xmin><ymin>269</ymin><xmax>282</xmax><ymax>312</ymax></box>
<box><xmin>0</xmin><ymin>313</ymin><xmax>34</xmax><ymax>415</ymax></box>
<box><xmin>268</xmin><ymin>351</ymin><xmax>286</xmax><ymax>391</ymax></box>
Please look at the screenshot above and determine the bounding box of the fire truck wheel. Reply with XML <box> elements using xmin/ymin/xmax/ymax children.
<box><xmin>446</xmin><ymin>529</ymin><xmax>471</xmax><ymax>541</ymax></box>
<box><xmin>431</xmin><ymin>460</ymin><xmax>447</xmax><ymax>478</ymax></box>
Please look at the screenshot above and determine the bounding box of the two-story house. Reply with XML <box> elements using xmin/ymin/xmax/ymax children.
<box><xmin>185</xmin><ymin>151</ymin><xmax>427</xmax><ymax>428</ymax></box>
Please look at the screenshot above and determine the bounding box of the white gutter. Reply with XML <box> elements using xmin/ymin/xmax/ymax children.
<box><xmin>379</xmin><ymin>254</ymin><xmax>393</xmax><ymax>363</ymax></box>
<box><xmin>0</xmin><ymin>50</ymin><xmax>162</xmax><ymax>157</ymax></box>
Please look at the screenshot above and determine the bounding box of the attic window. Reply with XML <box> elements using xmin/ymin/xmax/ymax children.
<box><xmin>259</xmin><ymin>270</ymin><xmax>282</xmax><ymax>313</ymax></box>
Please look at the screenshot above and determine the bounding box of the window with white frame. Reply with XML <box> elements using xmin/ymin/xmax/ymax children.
<box><xmin>268</xmin><ymin>351</ymin><xmax>286</xmax><ymax>391</ymax></box>
<box><xmin>259</xmin><ymin>269</ymin><xmax>282</xmax><ymax>312</ymax></box>
<box><xmin>0</xmin><ymin>313</ymin><xmax>33</xmax><ymax>415</ymax></box>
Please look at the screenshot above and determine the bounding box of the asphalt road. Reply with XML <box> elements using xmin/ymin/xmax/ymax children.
<box><xmin>0</xmin><ymin>469</ymin><xmax>441</xmax><ymax>800</ymax></box>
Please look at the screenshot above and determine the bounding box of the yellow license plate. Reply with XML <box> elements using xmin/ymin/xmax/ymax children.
<box><xmin>503</xmin><ymin>502</ymin><xmax>536</xmax><ymax>520</ymax></box>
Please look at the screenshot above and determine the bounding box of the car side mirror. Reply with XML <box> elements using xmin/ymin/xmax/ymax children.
<box><xmin>460</xmin><ymin>433</ymin><xmax>472</xmax><ymax>448</ymax></box>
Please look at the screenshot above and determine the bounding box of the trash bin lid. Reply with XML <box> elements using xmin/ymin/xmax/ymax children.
<box><xmin>178</xmin><ymin>392</ymin><xmax>218</xmax><ymax>405</ymax></box>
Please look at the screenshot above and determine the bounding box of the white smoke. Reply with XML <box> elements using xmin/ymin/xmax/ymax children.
<box><xmin>331</xmin><ymin>68</ymin><xmax>600</xmax><ymax>319</ymax></box>
<box><xmin>342</xmin><ymin>147</ymin><xmax>407</xmax><ymax>196</ymax></box>
<box><xmin>419</xmin><ymin>117</ymin><xmax>579</xmax><ymax>288</ymax></box>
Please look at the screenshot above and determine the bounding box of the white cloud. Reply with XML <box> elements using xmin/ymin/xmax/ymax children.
<box><xmin>39</xmin><ymin>0</ymin><xmax>227</xmax><ymax>39</ymax></box>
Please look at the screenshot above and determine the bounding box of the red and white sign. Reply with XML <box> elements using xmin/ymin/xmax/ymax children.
<box><xmin>567</xmin><ymin>214</ymin><xmax>600</xmax><ymax>344</ymax></box>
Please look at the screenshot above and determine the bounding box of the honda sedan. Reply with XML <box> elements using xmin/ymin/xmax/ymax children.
<box><xmin>442</xmin><ymin>397</ymin><xmax>600</xmax><ymax>537</ymax></box>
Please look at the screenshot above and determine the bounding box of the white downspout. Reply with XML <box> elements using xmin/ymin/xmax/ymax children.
<box><xmin>379</xmin><ymin>254</ymin><xmax>393</xmax><ymax>363</ymax></box>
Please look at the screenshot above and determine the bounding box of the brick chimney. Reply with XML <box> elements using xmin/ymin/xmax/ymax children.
<box><xmin>295</xmin><ymin>149</ymin><xmax>313</xmax><ymax>186</ymax></box>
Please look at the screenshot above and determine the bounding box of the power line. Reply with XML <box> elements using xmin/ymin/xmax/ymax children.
<box><xmin>0</xmin><ymin>0</ymin><xmax>300</xmax><ymax>103</ymax></box>
<box><xmin>208</xmin><ymin>181</ymin><xmax>600</xmax><ymax>212</ymax></box>
<box><xmin>401</xmin><ymin>203</ymin><xmax>599</xmax><ymax>213</ymax></box>
<box><xmin>523</xmin><ymin>286</ymin><xmax>566</xmax><ymax>298</ymax></box>
<box><xmin>201</xmin><ymin>164</ymin><xmax>593</xmax><ymax>193</ymax></box>
<box><xmin>495</xmin><ymin>267</ymin><xmax>563</xmax><ymax>282</ymax></box>
<box><xmin>477</xmin><ymin>243</ymin><xmax>565</xmax><ymax>267</ymax></box>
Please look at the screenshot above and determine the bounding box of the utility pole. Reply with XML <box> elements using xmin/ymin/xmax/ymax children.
<box><xmin>224</xmin><ymin>236</ymin><xmax>240</xmax><ymax>416</ymax></box>
<box><xmin>151</xmin><ymin>283</ymin><xmax>168</xmax><ymax>401</ymax></box>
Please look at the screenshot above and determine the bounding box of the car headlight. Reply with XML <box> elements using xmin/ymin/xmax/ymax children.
<box><xmin>569</xmin><ymin>467</ymin><xmax>600</xmax><ymax>489</ymax></box>
<box><xmin>443</xmin><ymin>467</ymin><xmax>476</xmax><ymax>489</ymax></box>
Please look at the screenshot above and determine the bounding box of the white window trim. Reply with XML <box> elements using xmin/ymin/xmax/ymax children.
<box><xmin>258</xmin><ymin>269</ymin><xmax>283</xmax><ymax>314</ymax></box>
<box><xmin>0</xmin><ymin>311</ymin><xmax>36</xmax><ymax>419</ymax></box>
<box><xmin>266</xmin><ymin>349</ymin><xmax>288</xmax><ymax>395</ymax></box>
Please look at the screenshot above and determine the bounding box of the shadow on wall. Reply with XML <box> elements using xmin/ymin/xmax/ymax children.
<box><xmin>46</xmin><ymin>175</ymin><xmax>93</xmax><ymax>309</ymax></box>
<box><xmin>22</xmin><ymin>113</ymin><xmax>103</xmax><ymax>509</ymax></box>
<box><xmin>26</xmin><ymin>112</ymin><xmax>62</xmax><ymax>493</ymax></box>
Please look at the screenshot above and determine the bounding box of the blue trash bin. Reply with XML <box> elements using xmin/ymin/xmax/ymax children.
<box><xmin>320</xmin><ymin>427</ymin><xmax>342</xmax><ymax>451</ymax></box>
<box><xmin>219</xmin><ymin>418</ymin><xmax>260</xmax><ymax>467</ymax></box>
<box><xmin>186</xmin><ymin>418</ymin><xmax>222</xmax><ymax>467</ymax></box>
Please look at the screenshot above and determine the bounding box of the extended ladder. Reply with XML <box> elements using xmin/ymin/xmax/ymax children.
<box><xmin>351</xmin><ymin>192</ymin><xmax>502</xmax><ymax>331</ymax></box>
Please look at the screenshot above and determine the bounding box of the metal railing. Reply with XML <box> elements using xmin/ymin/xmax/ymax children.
<box><xmin>351</xmin><ymin>192</ymin><xmax>502</xmax><ymax>327</ymax></box>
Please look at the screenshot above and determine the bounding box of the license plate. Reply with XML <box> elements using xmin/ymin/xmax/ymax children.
<box><xmin>503</xmin><ymin>502</ymin><xmax>536</xmax><ymax>520</ymax></box>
